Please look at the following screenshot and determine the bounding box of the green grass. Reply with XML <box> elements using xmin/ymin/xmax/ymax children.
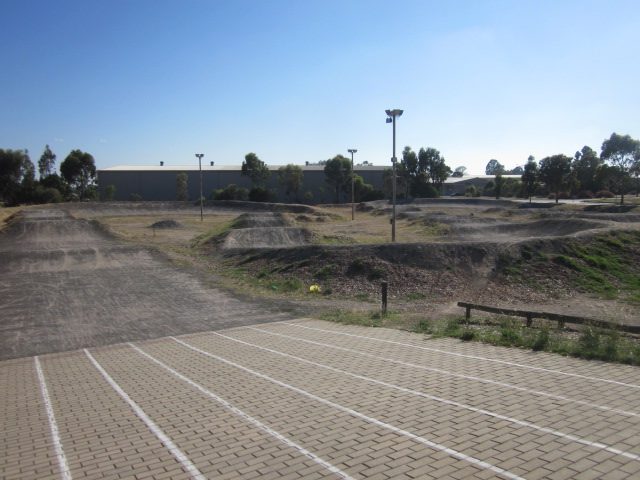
<box><xmin>505</xmin><ymin>231</ymin><xmax>640</xmax><ymax>302</ymax></box>
<box><xmin>419</xmin><ymin>316</ymin><xmax>640</xmax><ymax>365</ymax></box>
<box><xmin>318</xmin><ymin>309</ymin><xmax>403</xmax><ymax>327</ymax></box>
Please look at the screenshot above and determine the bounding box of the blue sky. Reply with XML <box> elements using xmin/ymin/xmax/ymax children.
<box><xmin>2</xmin><ymin>0</ymin><xmax>638</xmax><ymax>175</ymax></box>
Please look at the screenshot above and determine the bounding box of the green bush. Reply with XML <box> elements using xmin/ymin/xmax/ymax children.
<box><xmin>213</xmin><ymin>184</ymin><xmax>249</xmax><ymax>201</ymax></box>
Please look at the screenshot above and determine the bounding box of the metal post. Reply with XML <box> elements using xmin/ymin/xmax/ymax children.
<box><xmin>385</xmin><ymin>109</ymin><xmax>402</xmax><ymax>242</ymax></box>
<box><xmin>348</xmin><ymin>149</ymin><xmax>357</xmax><ymax>221</ymax></box>
<box><xmin>195</xmin><ymin>154</ymin><xmax>204</xmax><ymax>221</ymax></box>
<box><xmin>392</xmin><ymin>114</ymin><xmax>397</xmax><ymax>242</ymax></box>
<box><xmin>381</xmin><ymin>280</ymin><xmax>388</xmax><ymax>316</ymax></box>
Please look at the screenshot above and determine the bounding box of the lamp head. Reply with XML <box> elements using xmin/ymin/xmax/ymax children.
<box><xmin>386</xmin><ymin>109</ymin><xmax>403</xmax><ymax>118</ymax></box>
<box><xmin>386</xmin><ymin>117</ymin><xmax>392</xmax><ymax>123</ymax></box>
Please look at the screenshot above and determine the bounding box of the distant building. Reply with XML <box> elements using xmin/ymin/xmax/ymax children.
<box><xmin>97</xmin><ymin>164</ymin><xmax>387</xmax><ymax>203</ymax></box>
<box><xmin>97</xmin><ymin>164</ymin><xmax>518</xmax><ymax>202</ymax></box>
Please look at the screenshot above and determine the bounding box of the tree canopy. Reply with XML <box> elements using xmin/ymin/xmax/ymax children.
<box><xmin>60</xmin><ymin>150</ymin><xmax>96</xmax><ymax>200</ymax></box>
<box><xmin>323</xmin><ymin>154</ymin><xmax>352</xmax><ymax>203</ymax></box>
<box><xmin>521</xmin><ymin>157</ymin><xmax>539</xmax><ymax>202</ymax></box>
<box><xmin>485</xmin><ymin>159</ymin><xmax>505</xmax><ymax>175</ymax></box>
<box><xmin>278</xmin><ymin>164</ymin><xmax>304</xmax><ymax>202</ymax></box>
<box><xmin>0</xmin><ymin>149</ymin><xmax>35</xmax><ymax>206</ymax></box>
<box><xmin>38</xmin><ymin>145</ymin><xmax>56</xmax><ymax>179</ymax></box>
<box><xmin>452</xmin><ymin>166</ymin><xmax>467</xmax><ymax>177</ymax></box>
<box><xmin>241</xmin><ymin>152</ymin><xmax>271</xmax><ymax>187</ymax></box>
<box><xmin>539</xmin><ymin>154</ymin><xmax>572</xmax><ymax>203</ymax></box>
<box><xmin>600</xmin><ymin>133</ymin><xmax>640</xmax><ymax>204</ymax></box>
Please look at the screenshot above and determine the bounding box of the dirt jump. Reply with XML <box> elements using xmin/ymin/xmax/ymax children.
<box><xmin>0</xmin><ymin>208</ymin><xmax>292</xmax><ymax>361</ymax></box>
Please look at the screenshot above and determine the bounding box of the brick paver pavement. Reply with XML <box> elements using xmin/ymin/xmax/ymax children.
<box><xmin>3</xmin><ymin>318</ymin><xmax>640</xmax><ymax>479</ymax></box>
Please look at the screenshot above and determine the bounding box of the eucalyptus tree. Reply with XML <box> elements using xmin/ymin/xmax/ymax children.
<box><xmin>600</xmin><ymin>133</ymin><xmax>640</xmax><ymax>204</ymax></box>
<box><xmin>539</xmin><ymin>154</ymin><xmax>572</xmax><ymax>203</ymax></box>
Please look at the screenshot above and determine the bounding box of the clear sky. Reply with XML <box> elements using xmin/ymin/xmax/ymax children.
<box><xmin>2</xmin><ymin>0</ymin><xmax>638</xmax><ymax>175</ymax></box>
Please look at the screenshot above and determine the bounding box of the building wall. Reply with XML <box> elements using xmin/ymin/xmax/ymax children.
<box><xmin>97</xmin><ymin>166</ymin><xmax>512</xmax><ymax>202</ymax></box>
<box><xmin>97</xmin><ymin>166</ymin><xmax>388</xmax><ymax>203</ymax></box>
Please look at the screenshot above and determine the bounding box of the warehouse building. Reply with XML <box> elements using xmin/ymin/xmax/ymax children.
<box><xmin>97</xmin><ymin>164</ymin><xmax>508</xmax><ymax>202</ymax></box>
<box><xmin>97</xmin><ymin>164</ymin><xmax>387</xmax><ymax>203</ymax></box>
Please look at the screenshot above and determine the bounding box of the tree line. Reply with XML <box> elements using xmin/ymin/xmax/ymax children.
<box><xmin>208</xmin><ymin>152</ymin><xmax>385</xmax><ymax>204</ymax></box>
<box><xmin>0</xmin><ymin>145</ymin><xmax>97</xmax><ymax>206</ymax></box>
<box><xmin>482</xmin><ymin>132</ymin><xmax>640</xmax><ymax>204</ymax></box>
<box><xmin>4</xmin><ymin>131</ymin><xmax>637</xmax><ymax>206</ymax></box>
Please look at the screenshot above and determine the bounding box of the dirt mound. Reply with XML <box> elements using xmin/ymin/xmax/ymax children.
<box><xmin>221</xmin><ymin>213</ymin><xmax>313</xmax><ymax>249</ymax></box>
<box><xmin>0</xmin><ymin>210</ymin><xmax>116</xmax><ymax>251</ymax></box>
<box><xmin>450</xmin><ymin>218</ymin><xmax>609</xmax><ymax>240</ymax></box>
<box><xmin>224</xmin><ymin>227</ymin><xmax>313</xmax><ymax>249</ymax></box>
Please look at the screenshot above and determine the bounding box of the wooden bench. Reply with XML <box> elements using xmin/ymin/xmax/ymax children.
<box><xmin>457</xmin><ymin>302</ymin><xmax>640</xmax><ymax>334</ymax></box>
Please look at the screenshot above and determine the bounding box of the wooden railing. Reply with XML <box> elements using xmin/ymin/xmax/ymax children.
<box><xmin>457</xmin><ymin>302</ymin><xmax>640</xmax><ymax>334</ymax></box>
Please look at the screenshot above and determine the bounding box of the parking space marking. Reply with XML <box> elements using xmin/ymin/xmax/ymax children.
<box><xmin>208</xmin><ymin>330</ymin><xmax>640</xmax><ymax>462</ymax></box>
<box><xmin>35</xmin><ymin>357</ymin><xmax>71</xmax><ymax>480</ymax></box>
<box><xmin>173</xmin><ymin>336</ymin><xmax>526</xmax><ymax>480</ymax></box>
<box><xmin>249</xmin><ymin>325</ymin><xmax>640</xmax><ymax>418</ymax></box>
<box><xmin>283</xmin><ymin>321</ymin><xmax>640</xmax><ymax>388</ymax></box>
<box><xmin>128</xmin><ymin>342</ymin><xmax>356</xmax><ymax>480</ymax></box>
<box><xmin>83</xmin><ymin>349</ymin><xmax>205</xmax><ymax>480</ymax></box>
<box><xmin>5</xmin><ymin>319</ymin><xmax>640</xmax><ymax>479</ymax></box>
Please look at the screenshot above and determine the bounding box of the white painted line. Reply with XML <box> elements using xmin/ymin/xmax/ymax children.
<box><xmin>212</xmin><ymin>331</ymin><xmax>640</xmax><ymax>462</ymax></box>
<box><xmin>172</xmin><ymin>336</ymin><xmax>525</xmax><ymax>480</ymax></box>
<box><xmin>35</xmin><ymin>357</ymin><xmax>72</xmax><ymax>480</ymax></box>
<box><xmin>83</xmin><ymin>349</ymin><xmax>205</xmax><ymax>480</ymax></box>
<box><xmin>283</xmin><ymin>322</ymin><xmax>640</xmax><ymax>389</ymax></box>
<box><xmin>249</xmin><ymin>326</ymin><xmax>640</xmax><ymax>418</ymax></box>
<box><xmin>128</xmin><ymin>343</ymin><xmax>355</xmax><ymax>480</ymax></box>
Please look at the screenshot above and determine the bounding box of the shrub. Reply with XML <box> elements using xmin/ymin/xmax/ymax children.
<box><xmin>576</xmin><ymin>190</ymin><xmax>594</xmax><ymax>199</ymax></box>
<box><xmin>213</xmin><ymin>184</ymin><xmax>249</xmax><ymax>201</ymax></box>
<box><xmin>129</xmin><ymin>193</ymin><xmax>142</xmax><ymax>201</ymax></box>
<box><xmin>558</xmin><ymin>191</ymin><xmax>572</xmax><ymax>199</ymax></box>
<box><xmin>595</xmin><ymin>190</ymin><xmax>616</xmax><ymax>198</ymax></box>
<box><xmin>249</xmin><ymin>186</ymin><xmax>273</xmax><ymax>202</ymax></box>
<box><xmin>33</xmin><ymin>186</ymin><xmax>63</xmax><ymax>204</ymax></box>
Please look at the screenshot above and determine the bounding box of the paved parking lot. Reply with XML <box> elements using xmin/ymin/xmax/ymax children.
<box><xmin>3</xmin><ymin>318</ymin><xmax>640</xmax><ymax>479</ymax></box>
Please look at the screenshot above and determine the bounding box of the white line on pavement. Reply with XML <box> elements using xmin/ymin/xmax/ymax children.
<box><xmin>249</xmin><ymin>326</ymin><xmax>640</xmax><ymax>418</ymax></box>
<box><xmin>173</xmin><ymin>336</ymin><xmax>526</xmax><ymax>480</ymax></box>
<box><xmin>128</xmin><ymin>343</ymin><xmax>355</xmax><ymax>480</ymax></box>
<box><xmin>211</xmin><ymin>331</ymin><xmax>640</xmax><ymax>462</ymax></box>
<box><xmin>35</xmin><ymin>356</ymin><xmax>72</xmax><ymax>480</ymax></box>
<box><xmin>283</xmin><ymin>322</ymin><xmax>640</xmax><ymax>389</ymax></box>
<box><xmin>83</xmin><ymin>349</ymin><xmax>206</xmax><ymax>480</ymax></box>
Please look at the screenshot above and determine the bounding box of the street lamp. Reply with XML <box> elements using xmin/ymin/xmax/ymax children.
<box><xmin>195</xmin><ymin>153</ymin><xmax>204</xmax><ymax>221</ymax></box>
<box><xmin>348</xmin><ymin>149</ymin><xmax>357</xmax><ymax>220</ymax></box>
<box><xmin>385</xmin><ymin>109</ymin><xmax>403</xmax><ymax>242</ymax></box>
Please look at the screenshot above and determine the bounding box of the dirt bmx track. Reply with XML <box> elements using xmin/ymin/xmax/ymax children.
<box><xmin>0</xmin><ymin>208</ymin><xmax>292</xmax><ymax>360</ymax></box>
<box><xmin>2</xmin><ymin>202</ymin><xmax>640</xmax><ymax>479</ymax></box>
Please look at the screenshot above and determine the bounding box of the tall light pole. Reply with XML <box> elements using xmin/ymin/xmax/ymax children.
<box><xmin>385</xmin><ymin>109</ymin><xmax>403</xmax><ymax>242</ymax></box>
<box><xmin>348</xmin><ymin>149</ymin><xmax>357</xmax><ymax>220</ymax></box>
<box><xmin>195</xmin><ymin>153</ymin><xmax>204</xmax><ymax>221</ymax></box>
